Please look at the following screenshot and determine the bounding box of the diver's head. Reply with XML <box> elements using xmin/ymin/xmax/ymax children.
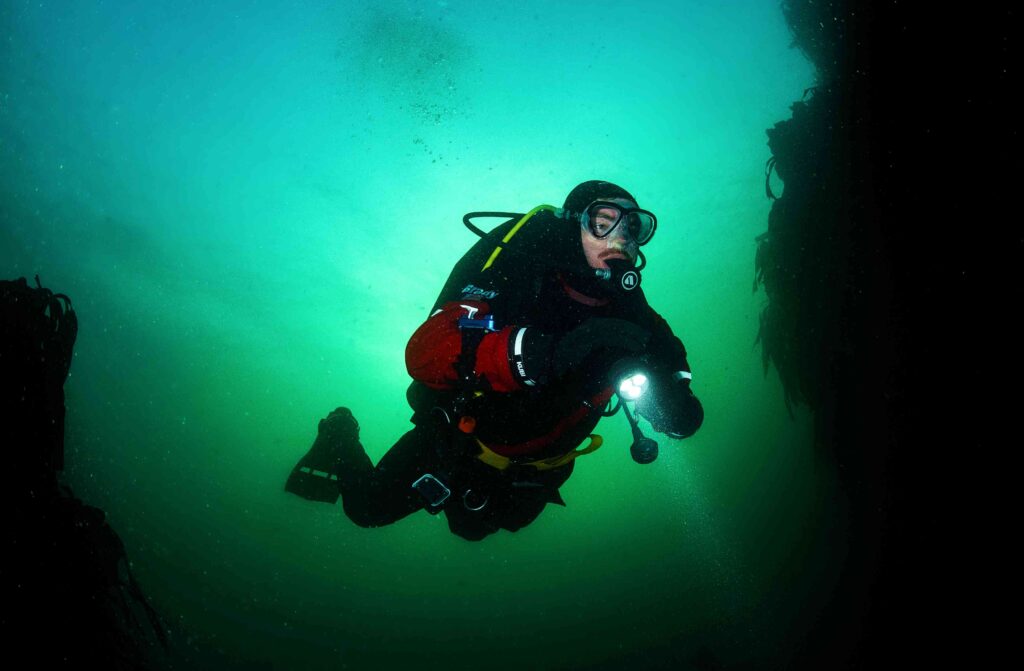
<box><xmin>562</xmin><ymin>180</ymin><xmax>657</xmax><ymax>270</ymax></box>
<box><xmin>580</xmin><ymin>197</ymin><xmax>640</xmax><ymax>270</ymax></box>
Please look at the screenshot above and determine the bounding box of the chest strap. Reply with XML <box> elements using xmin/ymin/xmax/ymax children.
<box><xmin>455</xmin><ymin>308</ymin><xmax>496</xmax><ymax>395</ymax></box>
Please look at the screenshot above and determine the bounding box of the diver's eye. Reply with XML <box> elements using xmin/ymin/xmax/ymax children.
<box><xmin>590</xmin><ymin>206</ymin><xmax>620</xmax><ymax>236</ymax></box>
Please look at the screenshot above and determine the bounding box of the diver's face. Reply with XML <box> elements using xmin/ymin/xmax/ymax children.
<box><xmin>581</xmin><ymin>198</ymin><xmax>640</xmax><ymax>269</ymax></box>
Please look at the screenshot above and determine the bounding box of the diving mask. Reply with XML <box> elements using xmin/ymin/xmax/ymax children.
<box><xmin>581</xmin><ymin>201</ymin><xmax>657</xmax><ymax>246</ymax></box>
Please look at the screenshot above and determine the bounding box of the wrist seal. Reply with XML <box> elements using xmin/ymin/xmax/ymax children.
<box><xmin>509</xmin><ymin>327</ymin><xmax>553</xmax><ymax>387</ymax></box>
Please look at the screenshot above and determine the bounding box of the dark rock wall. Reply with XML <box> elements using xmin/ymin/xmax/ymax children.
<box><xmin>756</xmin><ymin>1</ymin><xmax>1008</xmax><ymax>667</ymax></box>
<box><xmin>3</xmin><ymin>277</ymin><xmax>171</xmax><ymax>669</ymax></box>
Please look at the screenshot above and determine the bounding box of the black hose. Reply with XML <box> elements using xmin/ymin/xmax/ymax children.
<box><xmin>462</xmin><ymin>212</ymin><xmax>524</xmax><ymax>238</ymax></box>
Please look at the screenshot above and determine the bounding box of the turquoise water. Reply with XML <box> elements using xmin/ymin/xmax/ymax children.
<box><xmin>2</xmin><ymin>1</ymin><xmax>824</xmax><ymax>668</ymax></box>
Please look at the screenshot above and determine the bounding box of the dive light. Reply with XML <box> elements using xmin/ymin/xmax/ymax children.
<box><xmin>613</xmin><ymin>362</ymin><xmax>659</xmax><ymax>465</ymax></box>
<box><xmin>618</xmin><ymin>372</ymin><xmax>648</xmax><ymax>400</ymax></box>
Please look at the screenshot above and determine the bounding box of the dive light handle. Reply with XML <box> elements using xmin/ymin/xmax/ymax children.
<box><xmin>621</xmin><ymin>398</ymin><xmax>659</xmax><ymax>465</ymax></box>
<box><xmin>630</xmin><ymin>437</ymin><xmax>659</xmax><ymax>465</ymax></box>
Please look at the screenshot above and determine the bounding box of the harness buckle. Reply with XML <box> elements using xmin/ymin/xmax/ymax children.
<box><xmin>411</xmin><ymin>473</ymin><xmax>451</xmax><ymax>509</ymax></box>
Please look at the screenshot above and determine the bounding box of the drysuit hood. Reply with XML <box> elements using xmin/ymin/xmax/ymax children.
<box><xmin>560</xmin><ymin>180</ymin><xmax>642</xmax><ymax>299</ymax></box>
<box><xmin>562</xmin><ymin>180</ymin><xmax>638</xmax><ymax>218</ymax></box>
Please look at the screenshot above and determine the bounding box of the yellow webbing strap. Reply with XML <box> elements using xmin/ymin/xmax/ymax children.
<box><xmin>481</xmin><ymin>204</ymin><xmax>557</xmax><ymax>271</ymax></box>
<box><xmin>475</xmin><ymin>434</ymin><xmax>604</xmax><ymax>471</ymax></box>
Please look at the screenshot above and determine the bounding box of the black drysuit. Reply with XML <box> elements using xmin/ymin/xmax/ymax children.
<box><xmin>336</xmin><ymin>211</ymin><xmax>703</xmax><ymax>540</ymax></box>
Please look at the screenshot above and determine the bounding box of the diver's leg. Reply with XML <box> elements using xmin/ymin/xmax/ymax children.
<box><xmin>286</xmin><ymin>407</ymin><xmax>438</xmax><ymax>526</ymax></box>
<box><xmin>337</xmin><ymin>425</ymin><xmax>437</xmax><ymax>528</ymax></box>
<box><xmin>492</xmin><ymin>462</ymin><xmax>576</xmax><ymax>534</ymax></box>
<box><xmin>440</xmin><ymin>462</ymin><xmax>574</xmax><ymax>541</ymax></box>
<box><xmin>443</xmin><ymin>499</ymin><xmax>500</xmax><ymax>541</ymax></box>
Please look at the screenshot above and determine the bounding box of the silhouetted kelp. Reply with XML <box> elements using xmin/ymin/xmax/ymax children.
<box><xmin>3</xmin><ymin>277</ymin><xmax>169</xmax><ymax>669</ymax></box>
<box><xmin>754</xmin><ymin>0</ymin><xmax>1002</xmax><ymax>668</ymax></box>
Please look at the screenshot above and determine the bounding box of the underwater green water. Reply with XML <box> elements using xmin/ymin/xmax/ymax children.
<box><xmin>2</xmin><ymin>1</ymin><xmax>826</xmax><ymax>668</ymax></box>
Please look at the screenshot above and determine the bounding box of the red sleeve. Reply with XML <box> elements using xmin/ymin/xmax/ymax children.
<box><xmin>405</xmin><ymin>301</ymin><xmax>521</xmax><ymax>392</ymax></box>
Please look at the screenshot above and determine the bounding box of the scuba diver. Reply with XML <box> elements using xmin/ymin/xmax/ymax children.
<box><xmin>285</xmin><ymin>180</ymin><xmax>704</xmax><ymax>541</ymax></box>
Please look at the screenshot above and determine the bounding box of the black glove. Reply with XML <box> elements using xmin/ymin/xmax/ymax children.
<box><xmin>509</xmin><ymin>318</ymin><xmax>651</xmax><ymax>387</ymax></box>
<box><xmin>635</xmin><ymin>373</ymin><xmax>704</xmax><ymax>438</ymax></box>
<box><xmin>554</xmin><ymin>318</ymin><xmax>651</xmax><ymax>378</ymax></box>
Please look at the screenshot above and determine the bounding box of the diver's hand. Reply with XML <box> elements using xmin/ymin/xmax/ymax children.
<box><xmin>636</xmin><ymin>377</ymin><xmax>703</xmax><ymax>439</ymax></box>
<box><xmin>509</xmin><ymin>318</ymin><xmax>650</xmax><ymax>387</ymax></box>
<box><xmin>552</xmin><ymin>318</ymin><xmax>651</xmax><ymax>379</ymax></box>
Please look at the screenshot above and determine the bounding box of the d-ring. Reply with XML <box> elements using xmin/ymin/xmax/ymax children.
<box><xmin>462</xmin><ymin>489</ymin><xmax>489</xmax><ymax>511</ymax></box>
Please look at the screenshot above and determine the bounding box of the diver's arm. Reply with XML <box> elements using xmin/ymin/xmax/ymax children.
<box><xmin>405</xmin><ymin>302</ymin><xmax>652</xmax><ymax>393</ymax></box>
<box><xmin>405</xmin><ymin>300</ymin><xmax>526</xmax><ymax>393</ymax></box>
<box><xmin>635</xmin><ymin>308</ymin><xmax>704</xmax><ymax>439</ymax></box>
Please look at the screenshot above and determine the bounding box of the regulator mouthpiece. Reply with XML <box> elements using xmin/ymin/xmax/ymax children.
<box><xmin>595</xmin><ymin>258</ymin><xmax>641</xmax><ymax>292</ymax></box>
